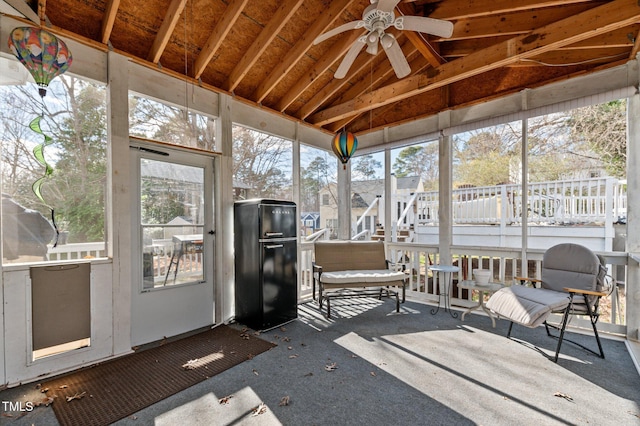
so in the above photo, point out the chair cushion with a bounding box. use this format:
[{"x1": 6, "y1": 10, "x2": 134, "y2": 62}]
[
  {"x1": 319, "y1": 269, "x2": 406, "y2": 284},
  {"x1": 486, "y1": 286, "x2": 570, "y2": 328}
]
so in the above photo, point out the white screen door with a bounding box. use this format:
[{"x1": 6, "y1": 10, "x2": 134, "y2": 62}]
[{"x1": 130, "y1": 143, "x2": 216, "y2": 346}]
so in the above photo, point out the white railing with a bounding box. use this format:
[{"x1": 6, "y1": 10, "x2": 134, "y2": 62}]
[
  {"x1": 297, "y1": 241, "x2": 627, "y2": 333},
  {"x1": 385, "y1": 242, "x2": 626, "y2": 332},
  {"x1": 47, "y1": 242, "x2": 106, "y2": 261},
  {"x1": 413, "y1": 177, "x2": 626, "y2": 227}
]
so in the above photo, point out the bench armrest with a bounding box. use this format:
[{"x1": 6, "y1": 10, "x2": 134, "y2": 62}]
[{"x1": 312, "y1": 263, "x2": 323, "y2": 273}]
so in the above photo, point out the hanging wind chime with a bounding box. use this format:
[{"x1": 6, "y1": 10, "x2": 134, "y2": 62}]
[
  {"x1": 332, "y1": 130, "x2": 358, "y2": 169},
  {"x1": 8, "y1": 26, "x2": 73, "y2": 246}
]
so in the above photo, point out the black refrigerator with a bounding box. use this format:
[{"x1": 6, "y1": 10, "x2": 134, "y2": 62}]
[{"x1": 234, "y1": 199, "x2": 298, "y2": 330}]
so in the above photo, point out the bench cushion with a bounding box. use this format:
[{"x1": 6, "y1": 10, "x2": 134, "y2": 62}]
[
  {"x1": 486, "y1": 285, "x2": 570, "y2": 328},
  {"x1": 319, "y1": 269, "x2": 407, "y2": 285}
]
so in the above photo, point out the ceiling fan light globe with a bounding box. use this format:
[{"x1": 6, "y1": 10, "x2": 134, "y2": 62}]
[{"x1": 381, "y1": 33, "x2": 395, "y2": 49}]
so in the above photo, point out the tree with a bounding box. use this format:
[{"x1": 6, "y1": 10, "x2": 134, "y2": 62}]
[
  {"x1": 0, "y1": 77, "x2": 108, "y2": 243},
  {"x1": 392, "y1": 143, "x2": 438, "y2": 189},
  {"x1": 454, "y1": 131, "x2": 513, "y2": 186},
  {"x1": 352, "y1": 154, "x2": 381, "y2": 180},
  {"x1": 301, "y1": 155, "x2": 332, "y2": 211},
  {"x1": 232, "y1": 126, "x2": 292, "y2": 199},
  {"x1": 45, "y1": 77, "x2": 107, "y2": 242},
  {"x1": 129, "y1": 96, "x2": 216, "y2": 151},
  {"x1": 566, "y1": 100, "x2": 626, "y2": 178}
]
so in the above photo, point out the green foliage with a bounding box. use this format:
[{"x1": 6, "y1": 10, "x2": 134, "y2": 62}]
[
  {"x1": 232, "y1": 126, "x2": 292, "y2": 200},
  {"x1": 352, "y1": 154, "x2": 381, "y2": 180},
  {"x1": 566, "y1": 100, "x2": 627, "y2": 178}
]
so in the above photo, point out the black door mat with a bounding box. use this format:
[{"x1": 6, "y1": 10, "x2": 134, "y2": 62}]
[{"x1": 42, "y1": 325, "x2": 275, "y2": 426}]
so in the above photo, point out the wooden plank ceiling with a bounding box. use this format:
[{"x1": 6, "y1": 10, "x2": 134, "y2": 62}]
[{"x1": 24, "y1": 0, "x2": 640, "y2": 136}]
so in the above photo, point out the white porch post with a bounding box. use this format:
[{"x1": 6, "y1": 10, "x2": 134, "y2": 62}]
[
  {"x1": 626, "y1": 92, "x2": 640, "y2": 342},
  {"x1": 337, "y1": 162, "x2": 352, "y2": 239},
  {"x1": 216, "y1": 94, "x2": 234, "y2": 324},
  {"x1": 293, "y1": 124, "x2": 301, "y2": 294},
  {"x1": 439, "y1": 131, "x2": 452, "y2": 264},
  {"x1": 521, "y1": 118, "x2": 529, "y2": 276},
  {"x1": 384, "y1": 147, "x2": 392, "y2": 242},
  {"x1": 107, "y1": 51, "x2": 132, "y2": 355}
]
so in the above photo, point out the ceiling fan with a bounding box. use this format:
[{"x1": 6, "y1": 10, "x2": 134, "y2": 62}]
[{"x1": 313, "y1": 0, "x2": 454, "y2": 79}]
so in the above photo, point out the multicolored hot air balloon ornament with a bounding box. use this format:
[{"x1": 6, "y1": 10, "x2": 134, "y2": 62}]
[
  {"x1": 8, "y1": 27, "x2": 73, "y2": 97},
  {"x1": 8, "y1": 27, "x2": 73, "y2": 246},
  {"x1": 332, "y1": 130, "x2": 358, "y2": 169}
]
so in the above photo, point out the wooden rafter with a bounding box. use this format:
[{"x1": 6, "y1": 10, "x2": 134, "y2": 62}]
[
  {"x1": 326, "y1": 48, "x2": 428, "y2": 132},
  {"x1": 298, "y1": 33, "x2": 416, "y2": 120},
  {"x1": 147, "y1": 0, "x2": 187, "y2": 64},
  {"x1": 449, "y1": 2, "x2": 599, "y2": 41},
  {"x1": 629, "y1": 28, "x2": 640, "y2": 59},
  {"x1": 252, "y1": 0, "x2": 353, "y2": 103},
  {"x1": 441, "y1": 26, "x2": 637, "y2": 59},
  {"x1": 308, "y1": 0, "x2": 640, "y2": 126},
  {"x1": 396, "y1": 2, "x2": 444, "y2": 68},
  {"x1": 101, "y1": 0, "x2": 121, "y2": 45},
  {"x1": 224, "y1": 0, "x2": 305, "y2": 93},
  {"x1": 428, "y1": 0, "x2": 594, "y2": 20},
  {"x1": 193, "y1": 0, "x2": 248, "y2": 80},
  {"x1": 274, "y1": 29, "x2": 365, "y2": 112},
  {"x1": 38, "y1": 0, "x2": 46, "y2": 25}
]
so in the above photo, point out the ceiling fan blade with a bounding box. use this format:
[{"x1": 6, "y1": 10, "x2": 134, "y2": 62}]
[
  {"x1": 376, "y1": 0, "x2": 401, "y2": 13},
  {"x1": 314, "y1": 20, "x2": 365, "y2": 45},
  {"x1": 382, "y1": 35, "x2": 411, "y2": 79},
  {"x1": 335, "y1": 37, "x2": 366, "y2": 79},
  {"x1": 394, "y1": 16, "x2": 454, "y2": 38}
]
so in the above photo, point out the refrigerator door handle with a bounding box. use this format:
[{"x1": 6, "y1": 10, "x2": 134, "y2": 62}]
[
  {"x1": 265, "y1": 232, "x2": 284, "y2": 237},
  {"x1": 264, "y1": 244, "x2": 284, "y2": 249}
]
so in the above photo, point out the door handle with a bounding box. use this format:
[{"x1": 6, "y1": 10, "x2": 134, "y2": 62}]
[
  {"x1": 265, "y1": 244, "x2": 283, "y2": 249},
  {"x1": 208, "y1": 230, "x2": 215, "y2": 235}
]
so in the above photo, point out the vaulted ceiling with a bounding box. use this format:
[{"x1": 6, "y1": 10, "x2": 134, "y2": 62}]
[{"x1": 6, "y1": 0, "x2": 640, "y2": 136}]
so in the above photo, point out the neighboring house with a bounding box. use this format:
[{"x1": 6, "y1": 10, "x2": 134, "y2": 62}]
[
  {"x1": 232, "y1": 180, "x2": 252, "y2": 201},
  {"x1": 319, "y1": 175, "x2": 423, "y2": 238},
  {"x1": 300, "y1": 212, "x2": 320, "y2": 236}
]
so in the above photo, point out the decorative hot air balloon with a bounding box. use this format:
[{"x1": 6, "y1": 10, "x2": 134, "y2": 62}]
[
  {"x1": 332, "y1": 130, "x2": 358, "y2": 166},
  {"x1": 7, "y1": 26, "x2": 73, "y2": 98}
]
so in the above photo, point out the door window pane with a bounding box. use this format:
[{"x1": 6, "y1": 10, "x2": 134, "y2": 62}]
[{"x1": 140, "y1": 158, "x2": 204, "y2": 288}]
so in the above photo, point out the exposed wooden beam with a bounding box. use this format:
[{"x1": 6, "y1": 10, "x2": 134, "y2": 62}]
[
  {"x1": 147, "y1": 0, "x2": 187, "y2": 64},
  {"x1": 429, "y1": 0, "x2": 594, "y2": 20},
  {"x1": 630, "y1": 28, "x2": 640, "y2": 59},
  {"x1": 298, "y1": 35, "x2": 417, "y2": 120},
  {"x1": 326, "y1": 48, "x2": 428, "y2": 132},
  {"x1": 449, "y1": 2, "x2": 600, "y2": 41},
  {"x1": 101, "y1": 0, "x2": 121, "y2": 45},
  {"x1": 397, "y1": 2, "x2": 444, "y2": 67},
  {"x1": 252, "y1": 0, "x2": 353, "y2": 103},
  {"x1": 38, "y1": 0, "x2": 46, "y2": 25},
  {"x1": 224, "y1": 0, "x2": 304, "y2": 93},
  {"x1": 441, "y1": 26, "x2": 637, "y2": 58},
  {"x1": 193, "y1": 0, "x2": 248, "y2": 79},
  {"x1": 297, "y1": 51, "x2": 378, "y2": 120},
  {"x1": 514, "y1": 47, "x2": 630, "y2": 67},
  {"x1": 308, "y1": 0, "x2": 640, "y2": 126},
  {"x1": 274, "y1": 29, "x2": 365, "y2": 112}
]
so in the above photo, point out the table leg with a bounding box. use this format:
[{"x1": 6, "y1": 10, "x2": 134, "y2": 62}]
[
  {"x1": 430, "y1": 271, "x2": 458, "y2": 318},
  {"x1": 460, "y1": 289, "x2": 497, "y2": 327}
]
